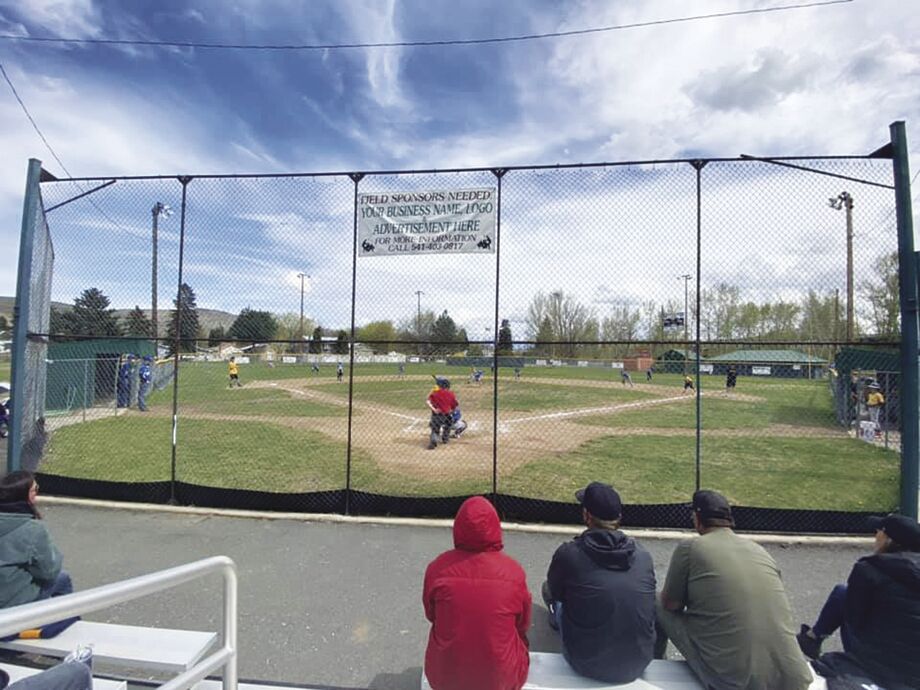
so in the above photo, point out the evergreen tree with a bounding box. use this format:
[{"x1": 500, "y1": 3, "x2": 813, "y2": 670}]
[
  {"x1": 431, "y1": 310, "x2": 457, "y2": 355},
  {"x1": 166, "y1": 283, "x2": 201, "y2": 355},
  {"x1": 124, "y1": 305, "x2": 153, "y2": 337},
  {"x1": 0, "y1": 315, "x2": 7, "y2": 334},
  {"x1": 456, "y1": 327, "x2": 470, "y2": 351},
  {"x1": 334, "y1": 330, "x2": 349, "y2": 355},
  {"x1": 49, "y1": 307, "x2": 67, "y2": 337},
  {"x1": 208, "y1": 326, "x2": 225, "y2": 347},
  {"x1": 309, "y1": 326, "x2": 323, "y2": 354},
  {"x1": 228, "y1": 308, "x2": 278, "y2": 342},
  {"x1": 497, "y1": 319, "x2": 513, "y2": 354},
  {"x1": 535, "y1": 316, "x2": 554, "y2": 356},
  {"x1": 63, "y1": 288, "x2": 121, "y2": 336}
]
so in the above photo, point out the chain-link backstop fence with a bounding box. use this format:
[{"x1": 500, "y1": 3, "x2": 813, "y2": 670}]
[{"x1": 8, "y1": 127, "x2": 917, "y2": 532}]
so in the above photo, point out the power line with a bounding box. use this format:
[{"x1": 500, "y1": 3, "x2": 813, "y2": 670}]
[
  {"x1": 0, "y1": 60, "x2": 74, "y2": 178},
  {"x1": 0, "y1": 59, "x2": 131, "y2": 233},
  {"x1": 0, "y1": 0, "x2": 853, "y2": 52}
]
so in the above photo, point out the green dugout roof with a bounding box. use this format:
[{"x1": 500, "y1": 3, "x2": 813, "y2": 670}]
[{"x1": 706, "y1": 349, "x2": 827, "y2": 364}]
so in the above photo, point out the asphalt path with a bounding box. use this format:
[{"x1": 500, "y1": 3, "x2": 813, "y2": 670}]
[{"x1": 39, "y1": 503, "x2": 866, "y2": 689}]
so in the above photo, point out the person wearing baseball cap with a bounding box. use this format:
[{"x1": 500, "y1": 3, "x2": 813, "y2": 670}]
[
  {"x1": 542, "y1": 482, "x2": 656, "y2": 683},
  {"x1": 799, "y1": 513, "x2": 920, "y2": 689},
  {"x1": 656, "y1": 490, "x2": 812, "y2": 690}
]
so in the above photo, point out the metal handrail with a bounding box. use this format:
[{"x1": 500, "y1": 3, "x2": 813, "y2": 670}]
[{"x1": 0, "y1": 556, "x2": 238, "y2": 690}]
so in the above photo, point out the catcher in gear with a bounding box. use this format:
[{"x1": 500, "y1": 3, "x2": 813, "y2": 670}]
[{"x1": 427, "y1": 376, "x2": 459, "y2": 450}]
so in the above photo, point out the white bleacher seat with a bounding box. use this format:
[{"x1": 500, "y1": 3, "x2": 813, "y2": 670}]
[
  {"x1": 195, "y1": 682, "x2": 324, "y2": 690},
  {"x1": 0, "y1": 661, "x2": 126, "y2": 690},
  {"x1": 0, "y1": 621, "x2": 216, "y2": 672},
  {"x1": 421, "y1": 652, "x2": 829, "y2": 690}
]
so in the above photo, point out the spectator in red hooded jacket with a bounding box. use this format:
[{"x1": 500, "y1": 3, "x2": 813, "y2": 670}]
[{"x1": 423, "y1": 496, "x2": 531, "y2": 690}]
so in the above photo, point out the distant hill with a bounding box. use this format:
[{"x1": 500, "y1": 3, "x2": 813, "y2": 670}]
[{"x1": 0, "y1": 296, "x2": 237, "y2": 337}]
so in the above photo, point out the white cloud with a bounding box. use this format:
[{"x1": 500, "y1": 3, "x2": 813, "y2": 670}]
[
  {"x1": 336, "y1": 0, "x2": 409, "y2": 111},
  {"x1": 4, "y1": 0, "x2": 102, "y2": 38}
]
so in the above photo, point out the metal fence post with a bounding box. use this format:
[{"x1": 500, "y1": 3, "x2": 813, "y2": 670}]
[
  {"x1": 168, "y1": 176, "x2": 192, "y2": 505},
  {"x1": 82, "y1": 360, "x2": 88, "y2": 423},
  {"x1": 7, "y1": 159, "x2": 43, "y2": 474},
  {"x1": 491, "y1": 169, "x2": 507, "y2": 500},
  {"x1": 345, "y1": 173, "x2": 364, "y2": 516},
  {"x1": 890, "y1": 121, "x2": 918, "y2": 519},
  {"x1": 691, "y1": 160, "x2": 707, "y2": 492}
]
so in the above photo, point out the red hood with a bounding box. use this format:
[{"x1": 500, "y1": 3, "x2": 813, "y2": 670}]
[{"x1": 453, "y1": 496, "x2": 503, "y2": 552}]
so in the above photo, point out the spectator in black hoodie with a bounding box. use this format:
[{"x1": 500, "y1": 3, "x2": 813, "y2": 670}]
[
  {"x1": 542, "y1": 482, "x2": 656, "y2": 683},
  {"x1": 798, "y1": 513, "x2": 920, "y2": 690}
]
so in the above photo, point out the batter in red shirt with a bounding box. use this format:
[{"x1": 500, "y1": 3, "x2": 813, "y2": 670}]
[{"x1": 427, "y1": 376, "x2": 458, "y2": 450}]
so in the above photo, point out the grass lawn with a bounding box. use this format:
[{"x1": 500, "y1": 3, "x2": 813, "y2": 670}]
[
  {"x1": 0, "y1": 361, "x2": 9, "y2": 382},
  {"x1": 43, "y1": 417, "x2": 359, "y2": 492},
  {"x1": 30, "y1": 360, "x2": 901, "y2": 511},
  {"x1": 581, "y1": 379, "x2": 838, "y2": 431},
  {"x1": 318, "y1": 378, "x2": 654, "y2": 413},
  {"x1": 501, "y1": 434, "x2": 899, "y2": 511}
]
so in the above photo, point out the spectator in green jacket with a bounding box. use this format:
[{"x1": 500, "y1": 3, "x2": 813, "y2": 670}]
[{"x1": 0, "y1": 471, "x2": 72, "y2": 608}]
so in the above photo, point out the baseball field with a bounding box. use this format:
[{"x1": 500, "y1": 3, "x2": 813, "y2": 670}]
[{"x1": 34, "y1": 360, "x2": 899, "y2": 512}]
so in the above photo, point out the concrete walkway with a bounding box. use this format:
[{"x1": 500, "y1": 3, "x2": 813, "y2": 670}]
[{"x1": 40, "y1": 502, "x2": 867, "y2": 690}]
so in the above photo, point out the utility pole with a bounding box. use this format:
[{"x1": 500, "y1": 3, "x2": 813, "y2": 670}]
[
  {"x1": 415, "y1": 290, "x2": 424, "y2": 355},
  {"x1": 298, "y1": 273, "x2": 309, "y2": 354},
  {"x1": 829, "y1": 192, "x2": 854, "y2": 341},
  {"x1": 679, "y1": 274, "x2": 692, "y2": 374},
  {"x1": 151, "y1": 202, "x2": 171, "y2": 346}
]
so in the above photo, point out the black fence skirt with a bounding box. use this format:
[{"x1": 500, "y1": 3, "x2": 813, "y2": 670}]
[{"x1": 37, "y1": 475, "x2": 878, "y2": 534}]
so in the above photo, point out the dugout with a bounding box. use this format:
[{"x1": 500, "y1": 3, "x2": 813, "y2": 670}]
[
  {"x1": 705, "y1": 349, "x2": 827, "y2": 379},
  {"x1": 831, "y1": 347, "x2": 900, "y2": 429},
  {"x1": 654, "y1": 349, "x2": 688, "y2": 373},
  {"x1": 46, "y1": 338, "x2": 154, "y2": 410}
]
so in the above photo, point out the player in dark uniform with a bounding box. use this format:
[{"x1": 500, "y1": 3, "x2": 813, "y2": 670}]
[{"x1": 426, "y1": 376, "x2": 458, "y2": 450}]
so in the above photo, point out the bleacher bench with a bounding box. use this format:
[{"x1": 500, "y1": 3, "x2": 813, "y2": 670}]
[
  {"x1": 0, "y1": 661, "x2": 126, "y2": 690},
  {"x1": 0, "y1": 621, "x2": 216, "y2": 672},
  {"x1": 422, "y1": 652, "x2": 829, "y2": 689}
]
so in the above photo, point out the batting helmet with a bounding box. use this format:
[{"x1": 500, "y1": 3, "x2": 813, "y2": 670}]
[{"x1": 433, "y1": 375, "x2": 451, "y2": 389}]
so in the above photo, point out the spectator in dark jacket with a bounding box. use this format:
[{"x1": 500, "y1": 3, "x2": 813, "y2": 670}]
[
  {"x1": 423, "y1": 496, "x2": 531, "y2": 690},
  {"x1": 542, "y1": 482, "x2": 656, "y2": 683},
  {"x1": 798, "y1": 513, "x2": 920, "y2": 690},
  {"x1": 0, "y1": 471, "x2": 72, "y2": 609}
]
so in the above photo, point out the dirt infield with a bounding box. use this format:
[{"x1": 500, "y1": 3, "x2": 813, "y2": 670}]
[{"x1": 148, "y1": 375, "x2": 839, "y2": 482}]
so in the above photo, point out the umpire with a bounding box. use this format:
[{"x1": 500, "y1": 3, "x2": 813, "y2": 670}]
[{"x1": 426, "y1": 376, "x2": 458, "y2": 450}]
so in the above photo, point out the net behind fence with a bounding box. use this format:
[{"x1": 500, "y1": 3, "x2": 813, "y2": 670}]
[{"x1": 9, "y1": 146, "x2": 913, "y2": 532}]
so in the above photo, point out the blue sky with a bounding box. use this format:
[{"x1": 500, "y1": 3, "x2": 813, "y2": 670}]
[{"x1": 0, "y1": 0, "x2": 918, "y2": 338}]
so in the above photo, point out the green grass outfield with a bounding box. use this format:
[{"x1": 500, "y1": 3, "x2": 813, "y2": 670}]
[{"x1": 38, "y1": 360, "x2": 899, "y2": 512}]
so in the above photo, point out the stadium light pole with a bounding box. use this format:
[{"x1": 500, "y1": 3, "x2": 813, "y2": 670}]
[
  {"x1": 151, "y1": 202, "x2": 172, "y2": 347},
  {"x1": 297, "y1": 273, "x2": 309, "y2": 355},
  {"x1": 679, "y1": 274, "x2": 692, "y2": 373},
  {"x1": 828, "y1": 192, "x2": 854, "y2": 341},
  {"x1": 415, "y1": 290, "x2": 424, "y2": 356}
]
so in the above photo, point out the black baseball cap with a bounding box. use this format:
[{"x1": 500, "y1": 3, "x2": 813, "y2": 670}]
[
  {"x1": 575, "y1": 482, "x2": 622, "y2": 521},
  {"x1": 867, "y1": 514, "x2": 920, "y2": 550},
  {"x1": 692, "y1": 490, "x2": 734, "y2": 522}
]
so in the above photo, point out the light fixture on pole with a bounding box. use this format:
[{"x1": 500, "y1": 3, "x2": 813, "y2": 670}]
[
  {"x1": 828, "y1": 192, "x2": 854, "y2": 342},
  {"x1": 679, "y1": 274, "x2": 692, "y2": 373},
  {"x1": 415, "y1": 291, "x2": 424, "y2": 355},
  {"x1": 151, "y1": 202, "x2": 172, "y2": 344},
  {"x1": 297, "y1": 273, "x2": 309, "y2": 354}
]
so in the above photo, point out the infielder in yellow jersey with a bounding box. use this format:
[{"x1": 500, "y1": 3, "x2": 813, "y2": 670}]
[{"x1": 228, "y1": 356, "x2": 242, "y2": 388}]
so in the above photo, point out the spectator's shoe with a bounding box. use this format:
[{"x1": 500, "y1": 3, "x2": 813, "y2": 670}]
[{"x1": 796, "y1": 624, "x2": 824, "y2": 660}]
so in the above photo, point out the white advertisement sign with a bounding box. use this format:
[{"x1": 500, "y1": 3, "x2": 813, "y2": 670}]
[
  {"x1": 752, "y1": 366, "x2": 771, "y2": 376},
  {"x1": 700, "y1": 364, "x2": 714, "y2": 374},
  {"x1": 282, "y1": 356, "x2": 296, "y2": 364},
  {"x1": 357, "y1": 188, "x2": 497, "y2": 256}
]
